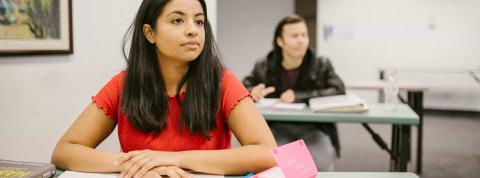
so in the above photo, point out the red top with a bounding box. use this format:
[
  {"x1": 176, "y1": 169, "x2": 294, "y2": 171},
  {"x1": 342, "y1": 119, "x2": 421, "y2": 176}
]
[{"x1": 92, "y1": 70, "x2": 250, "y2": 152}]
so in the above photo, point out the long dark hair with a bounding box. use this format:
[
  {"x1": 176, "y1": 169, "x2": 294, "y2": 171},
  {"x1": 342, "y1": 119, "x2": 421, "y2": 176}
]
[{"x1": 121, "y1": 0, "x2": 223, "y2": 138}]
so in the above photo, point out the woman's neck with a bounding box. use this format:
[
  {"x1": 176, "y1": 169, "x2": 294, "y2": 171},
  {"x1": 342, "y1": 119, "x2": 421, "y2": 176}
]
[{"x1": 158, "y1": 58, "x2": 189, "y2": 97}]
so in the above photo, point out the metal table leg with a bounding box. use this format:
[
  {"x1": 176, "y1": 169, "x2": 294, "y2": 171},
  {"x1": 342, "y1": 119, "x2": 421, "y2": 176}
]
[
  {"x1": 390, "y1": 124, "x2": 412, "y2": 172},
  {"x1": 380, "y1": 70, "x2": 424, "y2": 173},
  {"x1": 390, "y1": 125, "x2": 399, "y2": 171},
  {"x1": 408, "y1": 91, "x2": 424, "y2": 174}
]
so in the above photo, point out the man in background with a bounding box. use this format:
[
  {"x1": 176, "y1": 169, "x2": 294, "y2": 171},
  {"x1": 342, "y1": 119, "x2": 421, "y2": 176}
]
[{"x1": 242, "y1": 15, "x2": 346, "y2": 171}]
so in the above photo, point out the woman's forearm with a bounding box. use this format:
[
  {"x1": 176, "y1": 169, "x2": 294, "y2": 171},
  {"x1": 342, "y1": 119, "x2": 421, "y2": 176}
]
[
  {"x1": 51, "y1": 141, "x2": 123, "y2": 173},
  {"x1": 179, "y1": 145, "x2": 276, "y2": 175}
]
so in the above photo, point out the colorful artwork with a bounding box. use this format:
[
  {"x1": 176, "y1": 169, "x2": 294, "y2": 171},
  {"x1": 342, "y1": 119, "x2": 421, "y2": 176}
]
[{"x1": 0, "y1": 0, "x2": 72, "y2": 55}]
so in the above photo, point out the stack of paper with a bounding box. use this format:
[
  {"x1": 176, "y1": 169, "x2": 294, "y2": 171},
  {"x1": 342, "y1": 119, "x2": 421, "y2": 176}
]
[
  {"x1": 308, "y1": 94, "x2": 369, "y2": 113},
  {"x1": 256, "y1": 98, "x2": 306, "y2": 110}
]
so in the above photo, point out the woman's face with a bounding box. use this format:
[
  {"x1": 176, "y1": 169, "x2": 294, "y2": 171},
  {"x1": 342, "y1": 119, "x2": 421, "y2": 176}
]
[{"x1": 144, "y1": 0, "x2": 206, "y2": 63}]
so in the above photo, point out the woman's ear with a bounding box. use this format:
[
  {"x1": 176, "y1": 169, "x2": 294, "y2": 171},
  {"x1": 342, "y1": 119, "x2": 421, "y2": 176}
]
[{"x1": 143, "y1": 24, "x2": 155, "y2": 44}]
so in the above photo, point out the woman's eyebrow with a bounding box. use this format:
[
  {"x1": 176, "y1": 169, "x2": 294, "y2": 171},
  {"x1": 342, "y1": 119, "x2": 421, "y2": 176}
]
[
  {"x1": 167, "y1": 11, "x2": 204, "y2": 17},
  {"x1": 167, "y1": 10, "x2": 186, "y2": 16}
]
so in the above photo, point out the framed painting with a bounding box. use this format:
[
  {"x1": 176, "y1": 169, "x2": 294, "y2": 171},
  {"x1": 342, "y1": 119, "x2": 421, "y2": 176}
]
[{"x1": 0, "y1": 0, "x2": 73, "y2": 55}]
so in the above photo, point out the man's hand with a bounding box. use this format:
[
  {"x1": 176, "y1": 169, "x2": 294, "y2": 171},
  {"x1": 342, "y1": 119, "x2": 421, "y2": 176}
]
[
  {"x1": 251, "y1": 84, "x2": 275, "y2": 101},
  {"x1": 280, "y1": 89, "x2": 295, "y2": 103}
]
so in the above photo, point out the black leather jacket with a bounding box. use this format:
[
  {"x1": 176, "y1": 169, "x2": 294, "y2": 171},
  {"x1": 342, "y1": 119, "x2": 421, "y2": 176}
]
[{"x1": 242, "y1": 49, "x2": 346, "y2": 157}]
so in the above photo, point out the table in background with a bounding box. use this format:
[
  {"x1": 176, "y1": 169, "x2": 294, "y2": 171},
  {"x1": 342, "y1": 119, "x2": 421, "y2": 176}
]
[
  {"x1": 347, "y1": 80, "x2": 427, "y2": 174},
  {"x1": 261, "y1": 103, "x2": 419, "y2": 172}
]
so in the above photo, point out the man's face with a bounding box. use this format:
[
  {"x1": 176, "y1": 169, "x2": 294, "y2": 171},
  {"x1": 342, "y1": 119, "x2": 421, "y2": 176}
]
[{"x1": 277, "y1": 22, "x2": 309, "y2": 60}]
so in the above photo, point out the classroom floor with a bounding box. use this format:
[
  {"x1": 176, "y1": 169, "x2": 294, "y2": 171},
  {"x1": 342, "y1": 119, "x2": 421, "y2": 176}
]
[{"x1": 335, "y1": 110, "x2": 480, "y2": 178}]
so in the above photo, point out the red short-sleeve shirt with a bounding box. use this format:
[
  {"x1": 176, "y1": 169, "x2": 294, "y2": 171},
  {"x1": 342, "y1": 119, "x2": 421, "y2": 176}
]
[{"x1": 92, "y1": 70, "x2": 250, "y2": 152}]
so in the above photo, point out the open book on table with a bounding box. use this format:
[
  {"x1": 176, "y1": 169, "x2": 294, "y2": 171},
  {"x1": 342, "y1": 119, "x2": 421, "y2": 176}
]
[
  {"x1": 255, "y1": 98, "x2": 307, "y2": 110},
  {"x1": 308, "y1": 94, "x2": 369, "y2": 113}
]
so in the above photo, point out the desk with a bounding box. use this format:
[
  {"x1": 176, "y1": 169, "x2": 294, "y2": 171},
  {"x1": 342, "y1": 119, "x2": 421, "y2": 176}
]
[
  {"x1": 261, "y1": 104, "x2": 419, "y2": 172},
  {"x1": 227, "y1": 172, "x2": 419, "y2": 178},
  {"x1": 347, "y1": 80, "x2": 428, "y2": 174},
  {"x1": 54, "y1": 170, "x2": 419, "y2": 178}
]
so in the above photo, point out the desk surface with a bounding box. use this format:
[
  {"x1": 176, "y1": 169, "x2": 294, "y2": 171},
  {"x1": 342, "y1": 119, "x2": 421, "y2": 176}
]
[
  {"x1": 314, "y1": 172, "x2": 418, "y2": 178},
  {"x1": 227, "y1": 172, "x2": 419, "y2": 178},
  {"x1": 347, "y1": 80, "x2": 428, "y2": 92},
  {"x1": 261, "y1": 103, "x2": 419, "y2": 125},
  {"x1": 55, "y1": 170, "x2": 419, "y2": 178}
]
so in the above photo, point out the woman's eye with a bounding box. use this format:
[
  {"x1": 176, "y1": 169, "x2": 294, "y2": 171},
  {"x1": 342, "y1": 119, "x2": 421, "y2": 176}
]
[
  {"x1": 195, "y1": 19, "x2": 204, "y2": 26},
  {"x1": 172, "y1": 18, "x2": 184, "y2": 24}
]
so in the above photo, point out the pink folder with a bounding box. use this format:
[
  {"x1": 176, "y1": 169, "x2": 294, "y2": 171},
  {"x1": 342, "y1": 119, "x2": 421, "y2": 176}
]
[{"x1": 254, "y1": 139, "x2": 318, "y2": 178}]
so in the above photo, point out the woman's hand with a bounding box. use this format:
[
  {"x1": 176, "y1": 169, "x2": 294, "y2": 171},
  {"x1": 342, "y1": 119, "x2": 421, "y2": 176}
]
[
  {"x1": 116, "y1": 149, "x2": 182, "y2": 178},
  {"x1": 141, "y1": 166, "x2": 192, "y2": 178}
]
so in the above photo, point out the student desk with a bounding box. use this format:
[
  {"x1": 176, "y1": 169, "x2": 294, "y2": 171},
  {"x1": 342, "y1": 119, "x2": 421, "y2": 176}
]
[
  {"x1": 261, "y1": 103, "x2": 419, "y2": 172},
  {"x1": 310, "y1": 172, "x2": 420, "y2": 178},
  {"x1": 54, "y1": 170, "x2": 419, "y2": 178},
  {"x1": 227, "y1": 172, "x2": 420, "y2": 178},
  {"x1": 346, "y1": 80, "x2": 427, "y2": 174}
]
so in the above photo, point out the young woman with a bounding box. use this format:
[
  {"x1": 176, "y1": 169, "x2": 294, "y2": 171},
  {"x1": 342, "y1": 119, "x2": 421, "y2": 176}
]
[{"x1": 51, "y1": 0, "x2": 276, "y2": 177}]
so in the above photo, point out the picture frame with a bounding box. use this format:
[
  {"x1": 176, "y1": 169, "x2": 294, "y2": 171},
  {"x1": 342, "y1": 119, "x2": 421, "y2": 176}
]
[{"x1": 0, "y1": 0, "x2": 73, "y2": 55}]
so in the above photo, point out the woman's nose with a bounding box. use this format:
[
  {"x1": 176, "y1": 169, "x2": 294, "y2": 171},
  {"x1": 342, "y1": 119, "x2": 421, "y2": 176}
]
[{"x1": 185, "y1": 23, "x2": 199, "y2": 37}]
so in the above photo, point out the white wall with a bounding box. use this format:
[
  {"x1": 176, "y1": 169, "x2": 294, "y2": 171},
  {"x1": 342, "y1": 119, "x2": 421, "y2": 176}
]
[
  {"x1": 317, "y1": 0, "x2": 480, "y2": 111},
  {"x1": 0, "y1": 0, "x2": 217, "y2": 163},
  {"x1": 205, "y1": 0, "x2": 217, "y2": 37},
  {"x1": 217, "y1": 0, "x2": 294, "y2": 79}
]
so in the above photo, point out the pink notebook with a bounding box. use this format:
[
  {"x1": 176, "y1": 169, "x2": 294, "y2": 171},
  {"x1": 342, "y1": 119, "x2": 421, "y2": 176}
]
[{"x1": 254, "y1": 139, "x2": 318, "y2": 178}]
